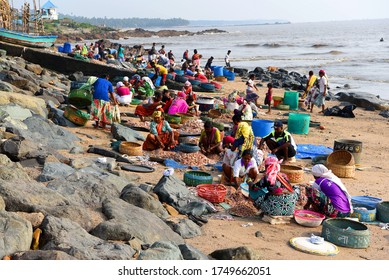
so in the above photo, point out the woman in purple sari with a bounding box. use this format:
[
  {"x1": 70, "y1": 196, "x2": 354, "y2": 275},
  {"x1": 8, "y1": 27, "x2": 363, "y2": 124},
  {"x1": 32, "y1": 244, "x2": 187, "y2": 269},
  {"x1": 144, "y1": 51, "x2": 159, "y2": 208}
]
[{"x1": 167, "y1": 91, "x2": 189, "y2": 115}]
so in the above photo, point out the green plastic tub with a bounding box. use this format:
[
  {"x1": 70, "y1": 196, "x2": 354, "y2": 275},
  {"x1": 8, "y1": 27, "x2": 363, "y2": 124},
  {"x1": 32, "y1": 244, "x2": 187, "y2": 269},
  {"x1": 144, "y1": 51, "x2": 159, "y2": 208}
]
[
  {"x1": 287, "y1": 113, "x2": 310, "y2": 134},
  {"x1": 283, "y1": 91, "x2": 299, "y2": 110}
]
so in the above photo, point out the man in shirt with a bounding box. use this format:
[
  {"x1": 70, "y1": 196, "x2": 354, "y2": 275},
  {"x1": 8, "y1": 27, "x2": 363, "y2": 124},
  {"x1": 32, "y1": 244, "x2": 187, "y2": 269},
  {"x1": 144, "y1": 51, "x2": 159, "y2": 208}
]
[
  {"x1": 259, "y1": 120, "x2": 296, "y2": 162},
  {"x1": 225, "y1": 50, "x2": 231, "y2": 67}
]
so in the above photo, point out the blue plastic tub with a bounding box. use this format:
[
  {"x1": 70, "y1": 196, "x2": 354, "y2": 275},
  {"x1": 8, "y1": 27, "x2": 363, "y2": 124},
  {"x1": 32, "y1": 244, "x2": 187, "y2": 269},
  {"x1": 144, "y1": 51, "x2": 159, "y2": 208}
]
[
  {"x1": 213, "y1": 66, "x2": 224, "y2": 77},
  {"x1": 351, "y1": 196, "x2": 383, "y2": 209},
  {"x1": 350, "y1": 204, "x2": 376, "y2": 222},
  {"x1": 63, "y1": 42, "x2": 72, "y2": 53},
  {"x1": 174, "y1": 69, "x2": 184, "y2": 76},
  {"x1": 252, "y1": 119, "x2": 273, "y2": 137}
]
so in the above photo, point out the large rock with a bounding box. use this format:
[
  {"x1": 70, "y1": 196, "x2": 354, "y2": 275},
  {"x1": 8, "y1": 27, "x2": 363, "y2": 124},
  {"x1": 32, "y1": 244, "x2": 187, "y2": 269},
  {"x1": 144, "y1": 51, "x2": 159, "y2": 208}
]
[
  {"x1": 0, "y1": 211, "x2": 33, "y2": 259},
  {"x1": 210, "y1": 246, "x2": 262, "y2": 260},
  {"x1": 170, "y1": 218, "x2": 202, "y2": 239},
  {"x1": 12, "y1": 250, "x2": 78, "y2": 260},
  {"x1": 178, "y1": 244, "x2": 209, "y2": 260},
  {"x1": 0, "y1": 104, "x2": 33, "y2": 120},
  {"x1": 111, "y1": 123, "x2": 146, "y2": 142},
  {"x1": 26, "y1": 63, "x2": 43, "y2": 75},
  {"x1": 0, "y1": 196, "x2": 5, "y2": 211},
  {"x1": 0, "y1": 81, "x2": 15, "y2": 92},
  {"x1": 91, "y1": 198, "x2": 184, "y2": 246},
  {"x1": 37, "y1": 162, "x2": 75, "y2": 182},
  {"x1": 335, "y1": 92, "x2": 389, "y2": 110},
  {"x1": 0, "y1": 91, "x2": 47, "y2": 117},
  {"x1": 0, "y1": 179, "x2": 70, "y2": 212},
  {"x1": 40, "y1": 215, "x2": 135, "y2": 260},
  {"x1": 137, "y1": 241, "x2": 183, "y2": 260},
  {"x1": 0, "y1": 136, "x2": 49, "y2": 162},
  {"x1": 120, "y1": 183, "x2": 169, "y2": 219}
]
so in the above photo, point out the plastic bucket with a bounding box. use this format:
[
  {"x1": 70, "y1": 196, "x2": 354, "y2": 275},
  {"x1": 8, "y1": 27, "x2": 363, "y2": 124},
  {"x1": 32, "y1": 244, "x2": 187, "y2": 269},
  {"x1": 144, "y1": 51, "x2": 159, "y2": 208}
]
[
  {"x1": 283, "y1": 91, "x2": 299, "y2": 110},
  {"x1": 252, "y1": 119, "x2": 273, "y2": 137},
  {"x1": 287, "y1": 113, "x2": 310, "y2": 134},
  {"x1": 333, "y1": 139, "x2": 363, "y2": 164},
  {"x1": 213, "y1": 66, "x2": 224, "y2": 77}
]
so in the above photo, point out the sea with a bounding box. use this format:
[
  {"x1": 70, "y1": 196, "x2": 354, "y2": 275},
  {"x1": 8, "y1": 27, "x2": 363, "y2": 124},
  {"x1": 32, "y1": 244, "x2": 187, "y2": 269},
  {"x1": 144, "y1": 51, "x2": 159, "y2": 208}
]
[{"x1": 117, "y1": 19, "x2": 389, "y2": 100}]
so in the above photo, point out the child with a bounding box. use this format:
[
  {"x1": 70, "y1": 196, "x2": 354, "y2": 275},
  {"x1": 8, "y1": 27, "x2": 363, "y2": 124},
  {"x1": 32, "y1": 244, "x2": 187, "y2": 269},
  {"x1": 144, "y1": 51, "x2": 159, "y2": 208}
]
[
  {"x1": 186, "y1": 95, "x2": 199, "y2": 116},
  {"x1": 264, "y1": 83, "x2": 273, "y2": 114}
]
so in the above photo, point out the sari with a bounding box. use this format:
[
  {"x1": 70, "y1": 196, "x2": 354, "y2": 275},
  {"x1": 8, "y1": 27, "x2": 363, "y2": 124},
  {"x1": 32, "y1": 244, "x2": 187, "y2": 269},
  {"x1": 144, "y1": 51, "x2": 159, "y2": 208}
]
[
  {"x1": 142, "y1": 120, "x2": 179, "y2": 151},
  {"x1": 234, "y1": 122, "x2": 254, "y2": 155},
  {"x1": 167, "y1": 95, "x2": 189, "y2": 115},
  {"x1": 91, "y1": 99, "x2": 113, "y2": 125}
]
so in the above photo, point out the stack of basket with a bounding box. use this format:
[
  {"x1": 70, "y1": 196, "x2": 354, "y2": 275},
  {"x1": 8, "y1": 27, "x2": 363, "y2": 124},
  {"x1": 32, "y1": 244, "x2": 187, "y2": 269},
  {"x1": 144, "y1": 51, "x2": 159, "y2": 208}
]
[{"x1": 326, "y1": 150, "x2": 355, "y2": 178}]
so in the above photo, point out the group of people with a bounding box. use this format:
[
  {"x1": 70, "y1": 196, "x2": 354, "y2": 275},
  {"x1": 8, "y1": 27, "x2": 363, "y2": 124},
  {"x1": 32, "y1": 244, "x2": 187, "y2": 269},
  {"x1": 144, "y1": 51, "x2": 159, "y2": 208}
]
[{"x1": 304, "y1": 69, "x2": 329, "y2": 113}]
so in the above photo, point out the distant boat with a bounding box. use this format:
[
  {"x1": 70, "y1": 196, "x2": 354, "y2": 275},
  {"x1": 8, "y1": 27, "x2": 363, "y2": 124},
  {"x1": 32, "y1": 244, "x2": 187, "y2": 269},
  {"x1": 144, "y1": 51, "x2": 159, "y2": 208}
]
[{"x1": 0, "y1": 28, "x2": 57, "y2": 48}]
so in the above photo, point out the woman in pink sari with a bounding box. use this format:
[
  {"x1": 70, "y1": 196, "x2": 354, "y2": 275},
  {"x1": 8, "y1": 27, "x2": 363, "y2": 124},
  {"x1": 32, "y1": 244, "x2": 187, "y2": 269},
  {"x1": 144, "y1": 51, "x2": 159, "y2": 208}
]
[{"x1": 167, "y1": 91, "x2": 189, "y2": 115}]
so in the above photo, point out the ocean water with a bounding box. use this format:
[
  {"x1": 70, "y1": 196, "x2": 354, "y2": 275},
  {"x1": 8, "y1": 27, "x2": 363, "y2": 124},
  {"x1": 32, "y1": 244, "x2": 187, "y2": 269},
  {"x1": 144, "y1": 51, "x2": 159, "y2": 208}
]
[{"x1": 118, "y1": 19, "x2": 389, "y2": 100}]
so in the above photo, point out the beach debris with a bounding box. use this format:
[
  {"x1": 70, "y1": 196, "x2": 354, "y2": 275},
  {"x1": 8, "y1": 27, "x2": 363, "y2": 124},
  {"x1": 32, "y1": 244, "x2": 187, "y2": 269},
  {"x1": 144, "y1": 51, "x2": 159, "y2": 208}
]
[{"x1": 241, "y1": 222, "x2": 253, "y2": 227}]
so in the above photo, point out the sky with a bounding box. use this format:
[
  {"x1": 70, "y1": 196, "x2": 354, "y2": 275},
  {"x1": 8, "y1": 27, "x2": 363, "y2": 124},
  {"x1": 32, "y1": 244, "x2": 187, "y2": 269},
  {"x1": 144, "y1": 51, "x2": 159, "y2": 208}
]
[{"x1": 10, "y1": 0, "x2": 389, "y2": 23}]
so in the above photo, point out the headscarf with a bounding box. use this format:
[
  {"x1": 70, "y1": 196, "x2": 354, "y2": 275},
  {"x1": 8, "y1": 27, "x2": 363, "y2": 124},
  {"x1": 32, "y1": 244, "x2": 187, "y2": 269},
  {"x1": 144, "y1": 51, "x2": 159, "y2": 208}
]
[
  {"x1": 265, "y1": 156, "x2": 281, "y2": 185},
  {"x1": 223, "y1": 136, "x2": 235, "y2": 146},
  {"x1": 177, "y1": 91, "x2": 186, "y2": 99},
  {"x1": 116, "y1": 81, "x2": 124, "y2": 88},
  {"x1": 184, "y1": 80, "x2": 191, "y2": 87},
  {"x1": 152, "y1": 110, "x2": 162, "y2": 119},
  {"x1": 123, "y1": 76, "x2": 129, "y2": 82},
  {"x1": 311, "y1": 164, "x2": 353, "y2": 213},
  {"x1": 319, "y1": 70, "x2": 325, "y2": 75}
]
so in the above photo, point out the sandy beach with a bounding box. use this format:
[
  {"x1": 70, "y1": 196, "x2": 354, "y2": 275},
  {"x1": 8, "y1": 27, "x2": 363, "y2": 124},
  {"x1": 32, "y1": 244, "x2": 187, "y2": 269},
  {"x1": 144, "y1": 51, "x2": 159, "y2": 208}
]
[{"x1": 62, "y1": 75, "x2": 389, "y2": 260}]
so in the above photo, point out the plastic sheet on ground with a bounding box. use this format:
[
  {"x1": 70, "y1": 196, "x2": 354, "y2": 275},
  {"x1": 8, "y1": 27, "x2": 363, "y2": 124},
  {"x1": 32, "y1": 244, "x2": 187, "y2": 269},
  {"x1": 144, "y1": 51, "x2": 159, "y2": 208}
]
[
  {"x1": 295, "y1": 144, "x2": 333, "y2": 159},
  {"x1": 164, "y1": 159, "x2": 199, "y2": 170}
]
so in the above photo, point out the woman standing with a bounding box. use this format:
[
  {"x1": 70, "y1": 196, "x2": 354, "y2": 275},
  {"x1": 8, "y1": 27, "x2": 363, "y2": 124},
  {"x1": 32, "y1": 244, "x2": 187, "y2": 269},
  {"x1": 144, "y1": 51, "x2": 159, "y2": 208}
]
[
  {"x1": 142, "y1": 111, "x2": 179, "y2": 151},
  {"x1": 304, "y1": 164, "x2": 353, "y2": 218}
]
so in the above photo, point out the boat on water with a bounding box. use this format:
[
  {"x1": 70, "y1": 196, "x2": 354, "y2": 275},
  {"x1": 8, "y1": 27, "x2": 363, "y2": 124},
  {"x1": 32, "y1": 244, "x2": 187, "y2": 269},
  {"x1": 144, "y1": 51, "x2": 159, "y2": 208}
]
[
  {"x1": 0, "y1": 0, "x2": 57, "y2": 48},
  {"x1": 0, "y1": 27, "x2": 57, "y2": 48}
]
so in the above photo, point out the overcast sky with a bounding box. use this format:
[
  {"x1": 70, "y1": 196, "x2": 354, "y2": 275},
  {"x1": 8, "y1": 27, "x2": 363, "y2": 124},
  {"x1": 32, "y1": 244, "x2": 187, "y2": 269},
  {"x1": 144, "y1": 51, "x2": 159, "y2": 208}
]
[{"x1": 12, "y1": 0, "x2": 389, "y2": 23}]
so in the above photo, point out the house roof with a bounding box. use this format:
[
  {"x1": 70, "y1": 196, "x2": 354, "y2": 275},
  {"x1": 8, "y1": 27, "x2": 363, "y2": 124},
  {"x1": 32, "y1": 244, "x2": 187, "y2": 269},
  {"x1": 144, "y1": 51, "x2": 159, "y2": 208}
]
[{"x1": 41, "y1": 1, "x2": 57, "y2": 9}]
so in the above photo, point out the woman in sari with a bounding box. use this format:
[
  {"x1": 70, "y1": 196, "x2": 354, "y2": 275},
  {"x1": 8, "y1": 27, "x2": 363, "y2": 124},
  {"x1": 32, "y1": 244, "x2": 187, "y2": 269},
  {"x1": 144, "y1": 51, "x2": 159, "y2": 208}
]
[
  {"x1": 232, "y1": 114, "x2": 255, "y2": 157},
  {"x1": 142, "y1": 111, "x2": 179, "y2": 151},
  {"x1": 167, "y1": 91, "x2": 189, "y2": 115},
  {"x1": 135, "y1": 91, "x2": 164, "y2": 121},
  {"x1": 304, "y1": 164, "x2": 353, "y2": 218},
  {"x1": 199, "y1": 121, "x2": 223, "y2": 156},
  {"x1": 232, "y1": 149, "x2": 260, "y2": 188},
  {"x1": 304, "y1": 70, "x2": 317, "y2": 99}
]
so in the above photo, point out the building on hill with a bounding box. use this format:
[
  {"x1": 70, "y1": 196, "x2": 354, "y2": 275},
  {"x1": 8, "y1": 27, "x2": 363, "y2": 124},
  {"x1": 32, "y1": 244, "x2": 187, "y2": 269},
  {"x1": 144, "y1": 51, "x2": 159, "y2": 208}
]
[{"x1": 41, "y1": 1, "x2": 58, "y2": 20}]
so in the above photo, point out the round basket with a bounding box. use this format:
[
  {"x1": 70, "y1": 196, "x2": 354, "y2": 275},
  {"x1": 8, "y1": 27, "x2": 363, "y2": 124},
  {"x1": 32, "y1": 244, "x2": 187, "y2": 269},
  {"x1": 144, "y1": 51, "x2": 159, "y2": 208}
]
[
  {"x1": 63, "y1": 105, "x2": 90, "y2": 126},
  {"x1": 208, "y1": 109, "x2": 222, "y2": 119},
  {"x1": 280, "y1": 165, "x2": 304, "y2": 183},
  {"x1": 176, "y1": 113, "x2": 194, "y2": 124},
  {"x1": 276, "y1": 104, "x2": 290, "y2": 110},
  {"x1": 165, "y1": 114, "x2": 182, "y2": 124},
  {"x1": 178, "y1": 143, "x2": 200, "y2": 153},
  {"x1": 197, "y1": 184, "x2": 227, "y2": 203},
  {"x1": 211, "y1": 121, "x2": 224, "y2": 131},
  {"x1": 327, "y1": 150, "x2": 355, "y2": 166},
  {"x1": 326, "y1": 163, "x2": 355, "y2": 178},
  {"x1": 184, "y1": 171, "x2": 213, "y2": 186},
  {"x1": 321, "y1": 218, "x2": 370, "y2": 248},
  {"x1": 377, "y1": 201, "x2": 389, "y2": 223},
  {"x1": 119, "y1": 141, "x2": 143, "y2": 156}
]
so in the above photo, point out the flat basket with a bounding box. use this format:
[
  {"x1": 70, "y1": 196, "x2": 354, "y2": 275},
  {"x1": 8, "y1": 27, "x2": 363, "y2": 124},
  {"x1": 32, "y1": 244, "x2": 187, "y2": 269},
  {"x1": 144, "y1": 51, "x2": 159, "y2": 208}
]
[
  {"x1": 63, "y1": 105, "x2": 90, "y2": 126},
  {"x1": 208, "y1": 109, "x2": 222, "y2": 119},
  {"x1": 119, "y1": 141, "x2": 143, "y2": 156},
  {"x1": 280, "y1": 165, "x2": 304, "y2": 183},
  {"x1": 326, "y1": 150, "x2": 355, "y2": 166},
  {"x1": 184, "y1": 171, "x2": 213, "y2": 186},
  {"x1": 197, "y1": 184, "x2": 227, "y2": 203}
]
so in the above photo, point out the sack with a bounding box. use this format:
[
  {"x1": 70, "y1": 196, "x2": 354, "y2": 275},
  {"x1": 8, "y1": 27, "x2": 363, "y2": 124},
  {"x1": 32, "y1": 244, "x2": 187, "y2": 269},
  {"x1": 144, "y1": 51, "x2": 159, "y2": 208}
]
[{"x1": 112, "y1": 105, "x2": 121, "y2": 123}]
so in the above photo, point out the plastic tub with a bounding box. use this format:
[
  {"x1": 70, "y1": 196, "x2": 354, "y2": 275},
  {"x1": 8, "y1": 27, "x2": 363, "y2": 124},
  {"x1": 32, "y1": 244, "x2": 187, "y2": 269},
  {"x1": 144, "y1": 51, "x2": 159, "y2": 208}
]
[
  {"x1": 174, "y1": 69, "x2": 184, "y2": 76},
  {"x1": 351, "y1": 196, "x2": 383, "y2": 209},
  {"x1": 213, "y1": 66, "x2": 224, "y2": 77},
  {"x1": 350, "y1": 204, "x2": 376, "y2": 222},
  {"x1": 252, "y1": 119, "x2": 273, "y2": 137},
  {"x1": 287, "y1": 113, "x2": 310, "y2": 135},
  {"x1": 294, "y1": 209, "x2": 325, "y2": 227},
  {"x1": 376, "y1": 201, "x2": 389, "y2": 223},
  {"x1": 273, "y1": 96, "x2": 283, "y2": 107},
  {"x1": 283, "y1": 91, "x2": 299, "y2": 110},
  {"x1": 333, "y1": 139, "x2": 363, "y2": 164}
]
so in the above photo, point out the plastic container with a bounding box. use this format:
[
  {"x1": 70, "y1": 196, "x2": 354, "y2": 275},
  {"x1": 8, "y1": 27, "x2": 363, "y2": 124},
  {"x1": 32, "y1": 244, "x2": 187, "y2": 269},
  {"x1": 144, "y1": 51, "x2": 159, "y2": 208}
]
[
  {"x1": 197, "y1": 184, "x2": 227, "y2": 203},
  {"x1": 283, "y1": 91, "x2": 299, "y2": 110},
  {"x1": 63, "y1": 42, "x2": 72, "y2": 53},
  {"x1": 213, "y1": 66, "x2": 224, "y2": 77},
  {"x1": 252, "y1": 119, "x2": 273, "y2": 137},
  {"x1": 376, "y1": 201, "x2": 389, "y2": 223},
  {"x1": 287, "y1": 113, "x2": 310, "y2": 134},
  {"x1": 184, "y1": 171, "x2": 213, "y2": 186},
  {"x1": 273, "y1": 96, "x2": 283, "y2": 107},
  {"x1": 350, "y1": 204, "x2": 376, "y2": 222},
  {"x1": 351, "y1": 196, "x2": 383, "y2": 209},
  {"x1": 174, "y1": 69, "x2": 184, "y2": 76},
  {"x1": 154, "y1": 76, "x2": 162, "y2": 87},
  {"x1": 294, "y1": 209, "x2": 325, "y2": 227},
  {"x1": 333, "y1": 139, "x2": 363, "y2": 164}
]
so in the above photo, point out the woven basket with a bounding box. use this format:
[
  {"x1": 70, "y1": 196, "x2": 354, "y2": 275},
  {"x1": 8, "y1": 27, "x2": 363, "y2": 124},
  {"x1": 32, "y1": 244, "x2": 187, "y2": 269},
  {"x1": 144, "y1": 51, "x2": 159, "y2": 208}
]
[
  {"x1": 63, "y1": 105, "x2": 90, "y2": 126},
  {"x1": 326, "y1": 163, "x2": 355, "y2": 178},
  {"x1": 197, "y1": 184, "x2": 227, "y2": 203},
  {"x1": 184, "y1": 171, "x2": 213, "y2": 186},
  {"x1": 327, "y1": 150, "x2": 355, "y2": 166},
  {"x1": 280, "y1": 165, "x2": 304, "y2": 183},
  {"x1": 208, "y1": 109, "x2": 222, "y2": 119},
  {"x1": 119, "y1": 141, "x2": 143, "y2": 156},
  {"x1": 176, "y1": 113, "x2": 194, "y2": 124}
]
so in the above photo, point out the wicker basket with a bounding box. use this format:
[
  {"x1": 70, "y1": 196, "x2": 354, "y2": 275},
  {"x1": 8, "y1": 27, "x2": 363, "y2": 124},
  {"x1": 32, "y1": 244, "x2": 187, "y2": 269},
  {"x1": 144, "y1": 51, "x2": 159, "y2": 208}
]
[
  {"x1": 119, "y1": 141, "x2": 143, "y2": 156},
  {"x1": 208, "y1": 109, "x2": 222, "y2": 119},
  {"x1": 176, "y1": 113, "x2": 194, "y2": 124},
  {"x1": 184, "y1": 171, "x2": 213, "y2": 186},
  {"x1": 280, "y1": 165, "x2": 304, "y2": 183},
  {"x1": 327, "y1": 150, "x2": 355, "y2": 166},
  {"x1": 326, "y1": 163, "x2": 355, "y2": 178},
  {"x1": 197, "y1": 184, "x2": 227, "y2": 203},
  {"x1": 63, "y1": 105, "x2": 90, "y2": 126}
]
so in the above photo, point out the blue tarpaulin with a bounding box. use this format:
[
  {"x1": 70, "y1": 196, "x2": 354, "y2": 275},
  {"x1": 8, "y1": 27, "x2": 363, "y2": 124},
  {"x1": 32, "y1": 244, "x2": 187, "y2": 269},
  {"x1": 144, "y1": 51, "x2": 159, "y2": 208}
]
[
  {"x1": 164, "y1": 159, "x2": 199, "y2": 170},
  {"x1": 295, "y1": 144, "x2": 333, "y2": 159}
]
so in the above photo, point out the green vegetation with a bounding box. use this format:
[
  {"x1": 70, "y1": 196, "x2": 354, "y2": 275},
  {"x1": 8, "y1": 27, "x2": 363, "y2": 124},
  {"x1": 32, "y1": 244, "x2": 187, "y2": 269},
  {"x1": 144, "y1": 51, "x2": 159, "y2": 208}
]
[
  {"x1": 43, "y1": 18, "x2": 116, "y2": 33},
  {"x1": 59, "y1": 15, "x2": 190, "y2": 28}
]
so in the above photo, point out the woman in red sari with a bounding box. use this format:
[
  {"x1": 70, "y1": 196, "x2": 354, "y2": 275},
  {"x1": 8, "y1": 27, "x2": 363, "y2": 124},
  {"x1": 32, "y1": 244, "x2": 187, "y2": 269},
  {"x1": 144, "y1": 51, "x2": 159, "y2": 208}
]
[
  {"x1": 142, "y1": 110, "x2": 179, "y2": 151},
  {"x1": 135, "y1": 91, "x2": 164, "y2": 121}
]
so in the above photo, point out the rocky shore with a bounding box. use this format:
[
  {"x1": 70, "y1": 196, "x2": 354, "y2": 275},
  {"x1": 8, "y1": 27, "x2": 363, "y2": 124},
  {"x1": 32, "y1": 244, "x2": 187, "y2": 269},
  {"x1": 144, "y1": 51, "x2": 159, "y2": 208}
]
[{"x1": 1, "y1": 46, "x2": 389, "y2": 260}]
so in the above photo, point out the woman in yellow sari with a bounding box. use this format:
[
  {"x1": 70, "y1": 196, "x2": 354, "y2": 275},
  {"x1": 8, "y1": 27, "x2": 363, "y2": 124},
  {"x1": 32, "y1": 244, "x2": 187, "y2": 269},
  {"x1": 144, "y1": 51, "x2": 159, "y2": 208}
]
[
  {"x1": 232, "y1": 114, "x2": 254, "y2": 157},
  {"x1": 304, "y1": 70, "x2": 317, "y2": 98}
]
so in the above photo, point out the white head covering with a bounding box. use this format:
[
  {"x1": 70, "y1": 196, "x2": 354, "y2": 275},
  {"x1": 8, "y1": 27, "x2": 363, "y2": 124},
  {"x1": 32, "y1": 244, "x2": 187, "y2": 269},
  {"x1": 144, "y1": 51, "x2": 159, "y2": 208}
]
[
  {"x1": 116, "y1": 81, "x2": 124, "y2": 88},
  {"x1": 123, "y1": 76, "x2": 129, "y2": 82},
  {"x1": 184, "y1": 80, "x2": 191, "y2": 87},
  {"x1": 311, "y1": 164, "x2": 353, "y2": 213}
]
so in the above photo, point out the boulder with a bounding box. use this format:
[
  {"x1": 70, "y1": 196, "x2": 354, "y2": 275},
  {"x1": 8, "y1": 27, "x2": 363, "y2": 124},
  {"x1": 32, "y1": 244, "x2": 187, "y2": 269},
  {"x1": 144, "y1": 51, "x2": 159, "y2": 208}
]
[
  {"x1": 111, "y1": 123, "x2": 146, "y2": 142},
  {"x1": 137, "y1": 241, "x2": 183, "y2": 260},
  {"x1": 178, "y1": 244, "x2": 209, "y2": 260},
  {"x1": 37, "y1": 162, "x2": 75, "y2": 182},
  {"x1": 335, "y1": 92, "x2": 389, "y2": 110},
  {"x1": 12, "y1": 250, "x2": 78, "y2": 260},
  {"x1": 169, "y1": 218, "x2": 202, "y2": 239},
  {"x1": 210, "y1": 246, "x2": 262, "y2": 260},
  {"x1": 0, "y1": 196, "x2": 5, "y2": 211},
  {"x1": 0, "y1": 211, "x2": 33, "y2": 259},
  {"x1": 0, "y1": 104, "x2": 33, "y2": 121},
  {"x1": 0, "y1": 136, "x2": 48, "y2": 162},
  {"x1": 0, "y1": 91, "x2": 47, "y2": 117},
  {"x1": 40, "y1": 215, "x2": 135, "y2": 260},
  {"x1": 26, "y1": 63, "x2": 43, "y2": 75}
]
